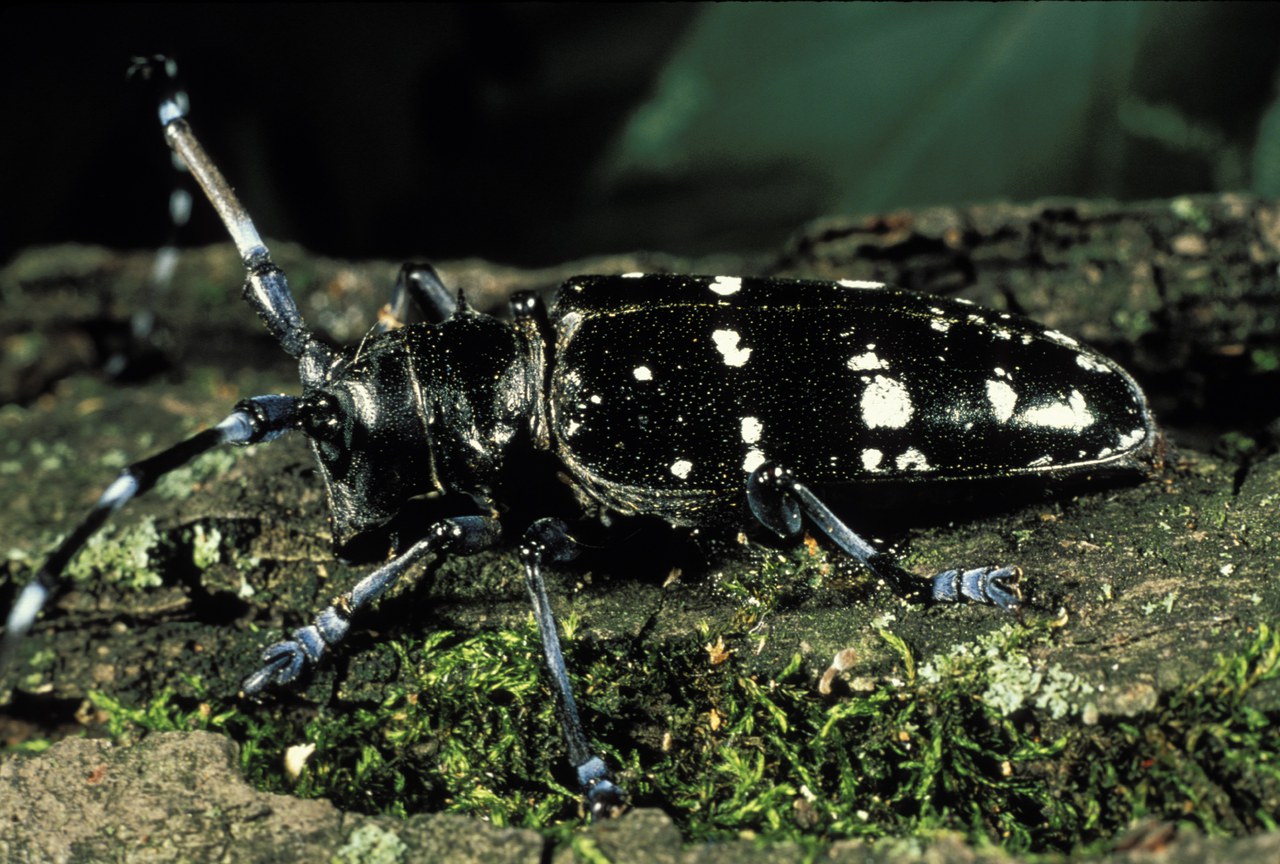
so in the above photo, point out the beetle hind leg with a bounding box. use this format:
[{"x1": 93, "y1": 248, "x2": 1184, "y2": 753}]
[
  {"x1": 746, "y1": 462, "x2": 1022, "y2": 614},
  {"x1": 928, "y1": 564, "x2": 1023, "y2": 612}
]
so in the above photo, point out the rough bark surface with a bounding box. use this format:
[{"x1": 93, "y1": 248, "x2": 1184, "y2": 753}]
[{"x1": 2, "y1": 194, "x2": 1279, "y2": 862}]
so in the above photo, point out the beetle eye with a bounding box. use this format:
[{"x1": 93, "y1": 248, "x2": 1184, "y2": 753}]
[{"x1": 300, "y1": 393, "x2": 344, "y2": 448}]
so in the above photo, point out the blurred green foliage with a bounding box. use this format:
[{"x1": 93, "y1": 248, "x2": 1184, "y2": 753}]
[{"x1": 593, "y1": 4, "x2": 1280, "y2": 255}]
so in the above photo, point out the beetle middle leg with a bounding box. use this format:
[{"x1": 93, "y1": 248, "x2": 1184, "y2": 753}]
[
  {"x1": 243, "y1": 515, "x2": 627, "y2": 818},
  {"x1": 518, "y1": 518, "x2": 626, "y2": 819},
  {"x1": 746, "y1": 462, "x2": 1023, "y2": 613}
]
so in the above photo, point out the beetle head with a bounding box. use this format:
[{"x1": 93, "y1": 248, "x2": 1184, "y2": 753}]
[{"x1": 299, "y1": 362, "x2": 441, "y2": 551}]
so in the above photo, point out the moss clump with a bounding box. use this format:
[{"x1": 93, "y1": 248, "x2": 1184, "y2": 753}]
[
  {"x1": 920, "y1": 623, "x2": 1096, "y2": 720},
  {"x1": 86, "y1": 617, "x2": 1280, "y2": 853},
  {"x1": 190, "y1": 523, "x2": 223, "y2": 570},
  {"x1": 155, "y1": 449, "x2": 242, "y2": 500},
  {"x1": 64, "y1": 517, "x2": 164, "y2": 590},
  {"x1": 334, "y1": 823, "x2": 408, "y2": 864}
]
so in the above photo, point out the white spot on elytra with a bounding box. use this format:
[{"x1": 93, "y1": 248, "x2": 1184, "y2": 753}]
[
  {"x1": 633, "y1": 366, "x2": 653, "y2": 381},
  {"x1": 1027, "y1": 454, "x2": 1054, "y2": 468},
  {"x1": 837, "y1": 279, "x2": 884, "y2": 289},
  {"x1": 895, "y1": 448, "x2": 930, "y2": 471},
  {"x1": 1076, "y1": 354, "x2": 1112, "y2": 373},
  {"x1": 566, "y1": 420, "x2": 581, "y2": 436},
  {"x1": 622, "y1": 272, "x2": 644, "y2": 278},
  {"x1": 986, "y1": 379, "x2": 1018, "y2": 423},
  {"x1": 1018, "y1": 389, "x2": 1094, "y2": 431},
  {"x1": 712, "y1": 329, "x2": 752, "y2": 367},
  {"x1": 930, "y1": 319, "x2": 951, "y2": 333},
  {"x1": 861, "y1": 376, "x2": 913, "y2": 429},
  {"x1": 742, "y1": 448, "x2": 766, "y2": 473},
  {"x1": 740, "y1": 416, "x2": 762, "y2": 444},
  {"x1": 710, "y1": 276, "x2": 742, "y2": 296},
  {"x1": 1044, "y1": 330, "x2": 1079, "y2": 348},
  {"x1": 670, "y1": 459, "x2": 693, "y2": 479},
  {"x1": 1116, "y1": 428, "x2": 1147, "y2": 451},
  {"x1": 589, "y1": 394, "x2": 602, "y2": 404},
  {"x1": 862, "y1": 449, "x2": 884, "y2": 471},
  {"x1": 847, "y1": 350, "x2": 887, "y2": 371}
]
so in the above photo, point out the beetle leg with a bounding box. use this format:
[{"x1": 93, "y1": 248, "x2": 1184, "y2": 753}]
[
  {"x1": 376, "y1": 263, "x2": 456, "y2": 332},
  {"x1": 242, "y1": 514, "x2": 500, "y2": 695},
  {"x1": 517, "y1": 518, "x2": 626, "y2": 820},
  {"x1": 2, "y1": 395, "x2": 299, "y2": 668},
  {"x1": 747, "y1": 462, "x2": 1023, "y2": 614}
]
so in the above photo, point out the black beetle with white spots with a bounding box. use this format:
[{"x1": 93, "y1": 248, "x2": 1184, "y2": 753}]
[{"x1": 1, "y1": 57, "x2": 1159, "y2": 820}]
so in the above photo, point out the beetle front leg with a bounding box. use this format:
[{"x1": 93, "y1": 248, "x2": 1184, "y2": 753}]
[
  {"x1": 518, "y1": 518, "x2": 626, "y2": 820},
  {"x1": 242, "y1": 515, "x2": 500, "y2": 694},
  {"x1": 746, "y1": 462, "x2": 1022, "y2": 614}
]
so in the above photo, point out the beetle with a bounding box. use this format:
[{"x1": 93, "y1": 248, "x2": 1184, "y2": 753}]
[{"x1": 2, "y1": 57, "x2": 1157, "y2": 820}]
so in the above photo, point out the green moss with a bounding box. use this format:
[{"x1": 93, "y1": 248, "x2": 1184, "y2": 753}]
[
  {"x1": 190, "y1": 523, "x2": 223, "y2": 570},
  {"x1": 333, "y1": 823, "x2": 408, "y2": 864},
  {"x1": 1214, "y1": 431, "x2": 1260, "y2": 463},
  {"x1": 1171, "y1": 196, "x2": 1212, "y2": 231},
  {"x1": 710, "y1": 542, "x2": 833, "y2": 629},
  {"x1": 1251, "y1": 348, "x2": 1280, "y2": 373},
  {"x1": 85, "y1": 614, "x2": 1280, "y2": 854},
  {"x1": 64, "y1": 516, "x2": 164, "y2": 590},
  {"x1": 1110, "y1": 306, "x2": 1156, "y2": 341},
  {"x1": 155, "y1": 449, "x2": 242, "y2": 500},
  {"x1": 1084, "y1": 623, "x2": 1280, "y2": 836}
]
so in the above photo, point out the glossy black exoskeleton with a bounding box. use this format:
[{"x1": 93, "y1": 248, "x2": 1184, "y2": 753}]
[
  {"x1": 3, "y1": 57, "x2": 1158, "y2": 820},
  {"x1": 548, "y1": 274, "x2": 1154, "y2": 525}
]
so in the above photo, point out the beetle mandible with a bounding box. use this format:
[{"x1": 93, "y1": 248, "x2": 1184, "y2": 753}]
[{"x1": 2, "y1": 57, "x2": 1158, "y2": 819}]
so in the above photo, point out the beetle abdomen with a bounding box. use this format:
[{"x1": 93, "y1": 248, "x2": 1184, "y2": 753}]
[{"x1": 548, "y1": 274, "x2": 1155, "y2": 525}]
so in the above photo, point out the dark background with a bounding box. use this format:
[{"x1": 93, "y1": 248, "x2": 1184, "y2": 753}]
[{"x1": 4, "y1": 3, "x2": 1280, "y2": 267}]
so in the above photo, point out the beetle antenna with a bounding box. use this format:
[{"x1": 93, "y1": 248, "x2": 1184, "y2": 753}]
[
  {"x1": 129, "y1": 55, "x2": 334, "y2": 390},
  {"x1": 99, "y1": 57, "x2": 196, "y2": 379},
  {"x1": 2, "y1": 396, "x2": 298, "y2": 673}
]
